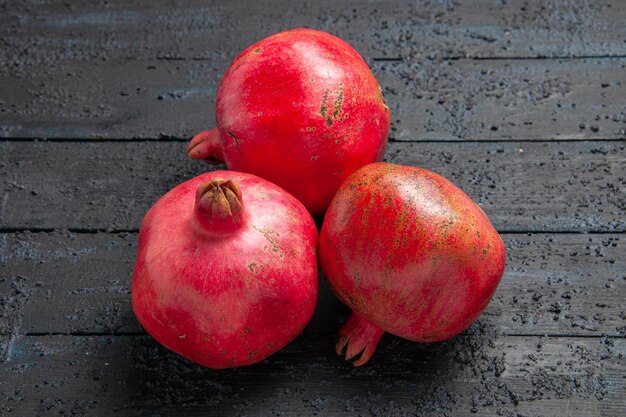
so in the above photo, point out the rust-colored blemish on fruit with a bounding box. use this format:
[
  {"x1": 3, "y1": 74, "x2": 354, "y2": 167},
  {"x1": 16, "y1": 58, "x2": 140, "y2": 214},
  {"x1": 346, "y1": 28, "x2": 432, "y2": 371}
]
[
  {"x1": 247, "y1": 262, "x2": 259, "y2": 273},
  {"x1": 253, "y1": 226, "x2": 284, "y2": 257},
  {"x1": 320, "y1": 88, "x2": 329, "y2": 117},
  {"x1": 333, "y1": 84, "x2": 344, "y2": 119},
  {"x1": 321, "y1": 84, "x2": 345, "y2": 127}
]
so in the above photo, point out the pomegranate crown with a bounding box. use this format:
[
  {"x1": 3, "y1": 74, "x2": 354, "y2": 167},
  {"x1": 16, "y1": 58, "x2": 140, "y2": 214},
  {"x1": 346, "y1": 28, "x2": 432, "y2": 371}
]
[{"x1": 194, "y1": 178, "x2": 244, "y2": 235}]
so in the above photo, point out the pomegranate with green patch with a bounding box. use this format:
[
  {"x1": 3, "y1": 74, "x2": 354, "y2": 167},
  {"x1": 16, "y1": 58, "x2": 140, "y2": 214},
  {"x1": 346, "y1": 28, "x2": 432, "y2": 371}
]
[{"x1": 319, "y1": 163, "x2": 506, "y2": 366}]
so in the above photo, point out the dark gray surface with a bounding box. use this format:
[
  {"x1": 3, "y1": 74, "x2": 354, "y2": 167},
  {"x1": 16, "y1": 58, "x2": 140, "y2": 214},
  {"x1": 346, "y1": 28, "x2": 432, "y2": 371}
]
[
  {"x1": 0, "y1": 232, "x2": 623, "y2": 338},
  {"x1": 1, "y1": 0, "x2": 625, "y2": 416},
  {"x1": 1, "y1": 334, "x2": 624, "y2": 416},
  {"x1": 1, "y1": 58, "x2": 625, "y2": 140},
  {"x1": 1, "y1": 0, "x2": 625, "y2": 140},
  {"x1": 382, "y1": 58, "x2": 626, "y2": 141},
  {"x1": 2, "y1": 0, "x2": 625, "y2": 62},
  {"x1": 1, "y1": 141, "x2": 624, "y2": 231}
]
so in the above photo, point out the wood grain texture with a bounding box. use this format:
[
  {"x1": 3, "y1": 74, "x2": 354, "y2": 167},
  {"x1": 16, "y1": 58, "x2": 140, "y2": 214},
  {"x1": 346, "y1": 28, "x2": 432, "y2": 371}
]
[
  {"x1": 1, "y1": 1, "x2": 624, "y2": 416},
  {"x1": 1, "y1": 334, "x2": 623, "y2": 416},
  {"x1": 1, "y1": 0, "x2": 625, "y2": 140},
  {"x1": 2, "y1": 58, "x2": 624, "y2": 140},
  {"x1": 383, "y1": 58, "x2": 626, "y2": 141},
  {"x1": 1, "y1": 141, "x2": 623, "y2": 231},
  {"x1": 1, "y1": 59, "x2": 221, "y2": 140},
  {"x1": 0, "y1": 231, "x2": 623, "y2": 337},
  {"x1": 2, "y1": 0, "x2": 624, "y2": 63}
]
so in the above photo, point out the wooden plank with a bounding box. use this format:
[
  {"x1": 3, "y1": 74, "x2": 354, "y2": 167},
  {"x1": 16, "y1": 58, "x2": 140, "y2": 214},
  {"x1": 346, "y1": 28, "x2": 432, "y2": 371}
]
[
  {"x1": 1, "y1": 141, "x2": 624, "y2": 231},
  {"x1": 0, "y1": 59, "x2": 220, "y2": 140},
  {"x1": 1, "y1": 0, "x2": 624, "y2": 65},
  {"x1": 1, "y1": 232, "x2": 624, "y2": 337},
  {"x1": 0, "y1": 232, "x2": 138, "y2": 337},
  {"x1": 1, "y1": 334, "x2": 623, "y2": 416},
  {"x1": 2, "y1": 58, "x2": 624, "y2": 140},
  {"x1": 0, "y1": 275, "x2": 23, "y2": 362},
  {"x1": 383, "y1": 58, "x2": 626, "y2": 141}
]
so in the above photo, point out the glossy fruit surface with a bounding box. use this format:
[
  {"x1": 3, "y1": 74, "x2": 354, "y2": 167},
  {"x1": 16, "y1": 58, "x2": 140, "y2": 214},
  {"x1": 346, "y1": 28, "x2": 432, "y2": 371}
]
[
  {"x1": 188, "y1": 28, "x2": 390, "y2": 215},
  {"x1": 132, "y1": 171, "x2": 318, "y2": 368},
  {"x1": 319, "y1": 163, "x2": 506, "y2": 365}
]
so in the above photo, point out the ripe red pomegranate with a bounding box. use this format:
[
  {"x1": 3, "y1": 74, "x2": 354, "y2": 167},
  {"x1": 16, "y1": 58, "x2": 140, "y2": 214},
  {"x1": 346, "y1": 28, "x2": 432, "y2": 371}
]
[
  {"x1": 188, "y1": 28, "x2": 390, "y2": 215},
  {"x1": 319, "y1": 163, "x2": 506, "y2": 366},
  {"x1": 132, "y1": 171, "x2": 318, "y2": 368}
]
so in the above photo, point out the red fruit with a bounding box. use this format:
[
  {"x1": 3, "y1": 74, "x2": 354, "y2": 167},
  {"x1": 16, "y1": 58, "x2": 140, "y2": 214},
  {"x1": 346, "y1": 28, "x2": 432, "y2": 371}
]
[
  {"x1": 319, "y1": 163, "x2": 506, "y2": 366},
  {"x1": 132, "y1": 171, "x2": 318, "y2": 368},
  {"x1": 188, "y1": 28, "x2": 391, "y2": 215}
]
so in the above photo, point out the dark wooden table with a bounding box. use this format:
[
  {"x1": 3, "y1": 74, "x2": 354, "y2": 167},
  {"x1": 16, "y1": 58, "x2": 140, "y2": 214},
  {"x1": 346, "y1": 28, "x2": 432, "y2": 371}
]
[{"x1": 1, "y1": 1, "x2": 624, "y2": 416}]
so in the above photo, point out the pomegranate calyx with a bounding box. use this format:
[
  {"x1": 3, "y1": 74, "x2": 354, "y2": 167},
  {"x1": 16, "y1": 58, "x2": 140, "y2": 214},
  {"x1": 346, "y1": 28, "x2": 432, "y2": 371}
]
[
  {"x1": 188, "y1": 128, "x2": 224, "y2": 164},
  {"x1": 195, "y1": 178, "x2": 244, "y2": 235},
  {"x1": 336, "y1": 312, "x2": 384, "y2": 367}
]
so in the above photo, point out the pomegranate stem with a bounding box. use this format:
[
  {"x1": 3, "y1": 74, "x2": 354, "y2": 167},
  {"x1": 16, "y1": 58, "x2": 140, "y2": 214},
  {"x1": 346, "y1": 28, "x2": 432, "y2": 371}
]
[
  {"x1": 188, "y1": 128, "x2": 224, "y2": 164},
  {"x1": 336, "y1": 311, "x2": 384, "y2": 366}
]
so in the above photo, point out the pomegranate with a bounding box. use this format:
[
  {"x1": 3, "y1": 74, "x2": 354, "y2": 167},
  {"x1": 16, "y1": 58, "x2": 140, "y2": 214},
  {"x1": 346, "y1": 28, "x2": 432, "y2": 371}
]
[
  {"x1": 188, "y1": 28, "x2": 390, "y2": 215},
  {"x1": 132, "y1": 171, "x2": 318, "y2": 368},
  {"x1": 319, "y1": 163, "x2": 506, "y2": 366}
]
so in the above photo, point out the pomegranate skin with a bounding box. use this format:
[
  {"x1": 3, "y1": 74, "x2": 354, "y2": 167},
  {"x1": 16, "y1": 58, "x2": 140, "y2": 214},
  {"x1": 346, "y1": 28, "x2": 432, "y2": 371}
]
[
  {"x1": 132, "y1": 171, "x2": 318, "y2": 368},
  {"x1": 319, "y1": 163, "x2": 506, "y2": 365},
  {"x1": 188, "y1": 28, "x2": 391, "y2": 215}
]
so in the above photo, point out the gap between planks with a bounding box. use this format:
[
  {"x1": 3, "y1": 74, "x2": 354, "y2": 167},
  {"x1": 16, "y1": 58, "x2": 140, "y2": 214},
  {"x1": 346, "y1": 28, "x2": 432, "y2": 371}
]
[
  {"x1": 16, "y1": 332, "x2": 625, "y2": 338},
  {"x1": 155, "y1": 54, "x2": 626, "y2": 61},
  {"x1": 0, "y1": 228, "x2": 624, "y2": 235},
  {"x1": 1, "y1": 138, "x2": 625, "y2": 143}
]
